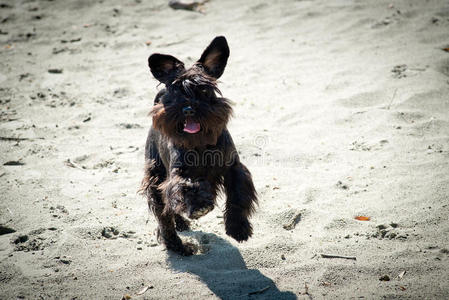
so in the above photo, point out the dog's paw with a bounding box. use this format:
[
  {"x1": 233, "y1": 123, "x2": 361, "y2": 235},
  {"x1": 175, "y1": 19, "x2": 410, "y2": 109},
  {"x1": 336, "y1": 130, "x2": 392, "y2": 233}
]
[
  {"x1": 225, "y1": 217, "x2": 253, "y2": 242},
  {"x1": 188, "y1": 203, "x2": 214, "y2": 219},
  {"x1": 165, "y1": 239, "x2": 195, "y2": 256},
  {"x1": 183, "y1": 179, "x2": 215, "y2": 219},
  {"x1": 165, "y1": 177, "x2": 215, "y2": 219},
  {"x1": 156, "y1": 226, "x2": 196, "y2": 256},
  {"x1": 166, "y1": 241, "x2": 195, "y2": 256},
  {"x1": 177, "y1": 242, "x2": 196, "y2": 256}
]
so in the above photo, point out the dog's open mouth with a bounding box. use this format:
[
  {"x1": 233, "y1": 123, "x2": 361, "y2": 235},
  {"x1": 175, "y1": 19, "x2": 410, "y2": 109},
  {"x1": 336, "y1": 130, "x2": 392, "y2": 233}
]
[{"x1": 183, "y1": 118, "x2": 201, "y2": 134}]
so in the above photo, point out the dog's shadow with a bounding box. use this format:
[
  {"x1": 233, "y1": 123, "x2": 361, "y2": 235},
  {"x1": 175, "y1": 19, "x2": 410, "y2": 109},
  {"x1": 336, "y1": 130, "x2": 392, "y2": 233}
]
[{"x1": 166, "y1": 232, "x2": 297, "y2": 299}]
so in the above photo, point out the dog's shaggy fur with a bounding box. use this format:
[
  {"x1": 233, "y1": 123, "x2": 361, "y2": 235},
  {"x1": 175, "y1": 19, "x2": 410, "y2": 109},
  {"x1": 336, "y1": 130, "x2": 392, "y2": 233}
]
[{"x1": 141, "y1": 36, "x2": 257, "y2": 255}]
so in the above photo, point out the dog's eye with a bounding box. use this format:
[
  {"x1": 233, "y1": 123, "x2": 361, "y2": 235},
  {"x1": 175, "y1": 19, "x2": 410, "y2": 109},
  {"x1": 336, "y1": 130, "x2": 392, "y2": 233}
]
[{"x1": 200, "y1": 89, "x2": 212, "y2": 99}]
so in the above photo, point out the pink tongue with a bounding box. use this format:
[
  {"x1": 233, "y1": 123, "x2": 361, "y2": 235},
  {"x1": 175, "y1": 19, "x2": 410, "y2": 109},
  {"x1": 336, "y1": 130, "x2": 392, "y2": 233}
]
[{"x1": 183, "y1": 119, "x2": 201, "y2": 134}]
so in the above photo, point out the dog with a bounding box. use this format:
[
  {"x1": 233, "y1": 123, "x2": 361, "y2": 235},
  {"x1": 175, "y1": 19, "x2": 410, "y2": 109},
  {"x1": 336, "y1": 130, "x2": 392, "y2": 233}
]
[{"x1": 141, "y1": 36, "x2": 257, "y2": 255}]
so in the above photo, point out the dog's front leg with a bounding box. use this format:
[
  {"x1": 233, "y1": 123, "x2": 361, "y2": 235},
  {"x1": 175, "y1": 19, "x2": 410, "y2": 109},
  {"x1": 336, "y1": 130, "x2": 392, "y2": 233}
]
[
  {"x1": 224, "y1": 162, "x2": 258, "y2": 242},
  {"x1": 163, "y1": 168, "x2": 189, "y2": 214},
  {"x1": 153, "y1": 200, "x2": 194, "y2": 255},
  {"x1": 150, "y1": 168, "x2": 193, "y2": 255},
  {"x1": 142, "y1": 160, "x2": 193, "y2": 256}
]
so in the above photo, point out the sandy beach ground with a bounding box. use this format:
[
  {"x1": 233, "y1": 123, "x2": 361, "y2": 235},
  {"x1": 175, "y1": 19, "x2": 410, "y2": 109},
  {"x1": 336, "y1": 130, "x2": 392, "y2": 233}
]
[{"x1": 1, "y1": 0, "x2": 449, "y2": 299}]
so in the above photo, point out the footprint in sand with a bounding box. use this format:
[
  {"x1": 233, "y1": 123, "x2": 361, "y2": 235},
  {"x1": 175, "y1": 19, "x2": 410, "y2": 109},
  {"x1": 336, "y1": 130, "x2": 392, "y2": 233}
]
[
  {"x1": 368, "y1": 223, "x2": 410, "y2": 240},
  {"x1": 11, "y1": 228, "x2": 57, "y2": 252},
  {"x1": 68, "y1": 225, "x2": 136, "y2": 241}
]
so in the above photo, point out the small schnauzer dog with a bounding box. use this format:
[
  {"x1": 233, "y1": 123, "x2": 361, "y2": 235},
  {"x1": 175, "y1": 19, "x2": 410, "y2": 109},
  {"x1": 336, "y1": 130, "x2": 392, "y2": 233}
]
[{"x1": 141, "y1": 36, "x2": 257, "y2": 255}]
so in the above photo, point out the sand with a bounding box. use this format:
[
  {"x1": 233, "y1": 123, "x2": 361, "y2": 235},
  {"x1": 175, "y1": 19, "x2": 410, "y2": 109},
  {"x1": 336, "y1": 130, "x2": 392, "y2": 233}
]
[{"x1": 1, "y1": 0, "x2": 449, "y2": 299}]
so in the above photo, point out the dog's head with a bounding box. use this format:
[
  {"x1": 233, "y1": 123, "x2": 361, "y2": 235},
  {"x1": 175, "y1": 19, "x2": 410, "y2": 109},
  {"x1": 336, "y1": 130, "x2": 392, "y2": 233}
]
[{"x1": 148, "y1": 36, "x2": 233, "y2": 148}]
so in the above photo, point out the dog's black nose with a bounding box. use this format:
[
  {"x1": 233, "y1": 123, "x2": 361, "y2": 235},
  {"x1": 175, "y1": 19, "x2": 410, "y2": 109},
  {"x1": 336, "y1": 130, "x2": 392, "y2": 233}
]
[{"x1": 183, "y1": 106, "x2": 195, "y2": 117}]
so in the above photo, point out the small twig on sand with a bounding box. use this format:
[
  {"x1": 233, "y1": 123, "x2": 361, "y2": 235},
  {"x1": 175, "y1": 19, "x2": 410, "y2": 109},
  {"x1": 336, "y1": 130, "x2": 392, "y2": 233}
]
[
  {"x1": 3, "y1": 160, "x2": 24, "y2": 166},
  {"x1": 136, "y1": 285, "x2": 153, "y2": 296},
  {"x1": 0, "y1": 136, "x2": 29, "y2": 142},
  {"x1": 64, "y1": 159, "x2": 84, "y2": 170},
  {"x1": 387, "y1": 88, "x2": 398, "y2": 109},
  {"x1": 248, "y1": 286, "x2": 270, "y2": 295},
  {"x1": 169, "y1": 0, "x2": 209, "y2": 12},
  {"x1": 0, "y1": 136, "x2": 43, "y2": 142},
  {"x1": 320, "y1": 254, "x2": 356, "y2": 260},
  {"x1": 408, "y1": 67, "x2": 426, "y2": 71}
]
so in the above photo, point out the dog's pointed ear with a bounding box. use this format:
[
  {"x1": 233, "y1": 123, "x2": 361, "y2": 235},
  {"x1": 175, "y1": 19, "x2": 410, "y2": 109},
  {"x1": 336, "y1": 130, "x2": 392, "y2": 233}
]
[
  {"x1": 148, "y1": 54, "x2": 185, "y2": 84},
  {"x1": 198, "y1": 36, "x2": 230, "y2": 79}
]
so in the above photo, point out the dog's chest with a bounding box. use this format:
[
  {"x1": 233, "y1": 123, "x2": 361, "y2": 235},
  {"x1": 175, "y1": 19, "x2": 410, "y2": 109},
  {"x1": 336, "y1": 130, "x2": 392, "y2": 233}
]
[{"x1": 175, "y1": 147, "x2": 227, "y2": 178}]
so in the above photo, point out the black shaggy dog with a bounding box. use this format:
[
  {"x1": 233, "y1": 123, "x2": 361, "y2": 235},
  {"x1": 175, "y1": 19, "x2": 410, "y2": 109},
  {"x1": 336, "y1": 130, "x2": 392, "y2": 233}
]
[{"x1": 141, "y1": 36, "x2": 257, "y2": 256}]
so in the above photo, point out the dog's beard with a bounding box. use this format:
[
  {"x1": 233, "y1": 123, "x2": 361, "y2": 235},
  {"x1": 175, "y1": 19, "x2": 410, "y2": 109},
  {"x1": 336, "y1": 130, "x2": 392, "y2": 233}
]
[{"x1": 150, "y1": 99, "x2": 232, "y2": 148}]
